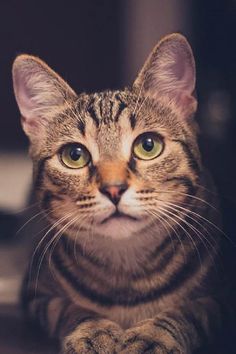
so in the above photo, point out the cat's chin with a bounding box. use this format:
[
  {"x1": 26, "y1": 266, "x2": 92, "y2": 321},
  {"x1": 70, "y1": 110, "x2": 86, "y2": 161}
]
[{"x1": 96, "y1": 215, "x2": 145, "y2": 239}]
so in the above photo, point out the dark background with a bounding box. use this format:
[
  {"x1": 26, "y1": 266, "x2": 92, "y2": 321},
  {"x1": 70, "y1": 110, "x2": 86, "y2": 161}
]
[{"x1": 0, "y1": 1, "x2": 235, "y2": 353}]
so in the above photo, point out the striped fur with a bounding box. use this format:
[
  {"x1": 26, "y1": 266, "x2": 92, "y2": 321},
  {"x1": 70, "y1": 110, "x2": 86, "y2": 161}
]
[{"x1": 13, "y1": 34, "x2": 230, "y2": 353}]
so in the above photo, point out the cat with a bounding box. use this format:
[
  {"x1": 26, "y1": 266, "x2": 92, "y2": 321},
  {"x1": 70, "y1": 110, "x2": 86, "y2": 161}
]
[{"x1": 12, "y1": 33, "x2": 230, "y2": 354}]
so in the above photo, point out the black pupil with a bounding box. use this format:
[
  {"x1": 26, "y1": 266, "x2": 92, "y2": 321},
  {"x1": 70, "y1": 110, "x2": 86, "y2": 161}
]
[
  {"x1": 142, "y1": 138, "x2": 154, "y2": 152},
  {"x1": 70, "y1": 147, "x2": 82, "y2": 161}
]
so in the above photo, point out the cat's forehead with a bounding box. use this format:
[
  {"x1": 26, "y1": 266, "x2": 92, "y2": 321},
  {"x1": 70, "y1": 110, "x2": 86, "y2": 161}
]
[
  {"x1": 76, "y1": 90, "x2": 178, "y2": 131},
  {"x1": 78, "y1": 90, "x2": 135, "y2": 126},
  {"x1": 76, "y1": 90, "x2": 185, "y2": 140},
  {"x1": 47, "y1": 89, "x2": 187, "y2": 158},
  {"x1": 79, "y1": 90, "x2": 137, "y2": 158}
]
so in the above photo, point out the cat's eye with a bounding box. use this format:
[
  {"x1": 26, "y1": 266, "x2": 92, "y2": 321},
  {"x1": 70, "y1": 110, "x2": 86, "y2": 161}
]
[
  {"x1": 133, "y1": 133, "x2": 164, "y2": 160},
  {"x1": 60, "y1": 144, "x2": 91, "y2": 169}
]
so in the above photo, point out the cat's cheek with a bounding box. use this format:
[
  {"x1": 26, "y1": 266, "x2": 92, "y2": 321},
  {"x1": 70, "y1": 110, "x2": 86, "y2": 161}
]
[{"x1": 118, "y1": 187, "x2": 146, "y2": 218}]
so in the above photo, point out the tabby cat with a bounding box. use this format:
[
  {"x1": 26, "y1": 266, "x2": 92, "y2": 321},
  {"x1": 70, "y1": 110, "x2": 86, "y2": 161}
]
[{"x1": 13, "y1": 34, "x2": 228, "y2": 353}]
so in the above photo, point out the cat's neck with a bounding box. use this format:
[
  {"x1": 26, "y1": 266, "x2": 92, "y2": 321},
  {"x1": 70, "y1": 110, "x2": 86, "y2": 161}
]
[{"x1": 65, "y1": 222, "x2": 179, "y2": 274}]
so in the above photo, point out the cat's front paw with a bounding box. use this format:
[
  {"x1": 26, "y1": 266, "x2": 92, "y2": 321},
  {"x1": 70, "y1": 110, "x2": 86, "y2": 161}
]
[
  {"x1": 118, "y1": 320, "x2": 182, "y2": 354},
  {"x1": 62, "y1": 318, "x2": 123, "y2": 354}
]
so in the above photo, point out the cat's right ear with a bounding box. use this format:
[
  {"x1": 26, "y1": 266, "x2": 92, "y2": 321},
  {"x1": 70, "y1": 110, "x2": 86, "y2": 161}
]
[{"x1": 12, "y1": 55, "x2": 77, "y2": 141}]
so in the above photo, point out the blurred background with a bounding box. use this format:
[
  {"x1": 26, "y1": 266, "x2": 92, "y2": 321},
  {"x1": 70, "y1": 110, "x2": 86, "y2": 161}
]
[{"x1": 0, "y1": 0, "x2": 235, "y2": 353}]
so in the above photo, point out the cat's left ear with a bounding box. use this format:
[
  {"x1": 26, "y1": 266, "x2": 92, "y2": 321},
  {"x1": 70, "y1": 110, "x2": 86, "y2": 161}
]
[
  {"x1": 12, "y1": 55, "x2": 77, "y2": 141},
  {"x1": 133, "y1": 33, "x2": 197, "y2": 116}
]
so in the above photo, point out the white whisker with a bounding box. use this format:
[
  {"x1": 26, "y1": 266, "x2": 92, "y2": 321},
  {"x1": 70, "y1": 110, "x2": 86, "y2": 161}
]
[
  {"x1": 29, "y1": 211, "x2": 75, "y2": 292},
  {"x1": 34, "y1": 213, "x2": 79, "y2": 294},
  {"x1": 151, "y1": 206, "x2": 203, "y2": 268}
]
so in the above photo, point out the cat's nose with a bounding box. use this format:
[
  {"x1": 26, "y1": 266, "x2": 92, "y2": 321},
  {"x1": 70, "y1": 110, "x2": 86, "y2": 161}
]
[{"x1": 100, "y1": 183, "x2": 128, "y2": 205}]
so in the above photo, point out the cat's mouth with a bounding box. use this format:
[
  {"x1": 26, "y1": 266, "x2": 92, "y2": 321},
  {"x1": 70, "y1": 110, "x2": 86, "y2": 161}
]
[{"x1": 101, "y1": 210, "x2": 138, "y2": 224}]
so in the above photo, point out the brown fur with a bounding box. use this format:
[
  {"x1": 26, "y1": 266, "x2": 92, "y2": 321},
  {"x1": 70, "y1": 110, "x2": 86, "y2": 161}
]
[{"x1": 12, "y1": 34, "x2": 229, "y2": 353}]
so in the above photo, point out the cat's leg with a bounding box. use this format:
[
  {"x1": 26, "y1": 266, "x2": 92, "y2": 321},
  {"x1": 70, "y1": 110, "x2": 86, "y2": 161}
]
[
  {"x1": 119, "y1": 297, "x2": 223, "y2": 354},
  {"x1": 23, "y1": 263, "x2": 123, "y2": 354},
  {"x1": 24, "y1": 291, "x2": 123, "y2": 353}
]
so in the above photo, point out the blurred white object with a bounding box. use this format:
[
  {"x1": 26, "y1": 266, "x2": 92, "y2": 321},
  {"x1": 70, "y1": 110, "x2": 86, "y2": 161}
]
[{"x1": 0, "y1": 151, "x2": 32, "y2": 212}]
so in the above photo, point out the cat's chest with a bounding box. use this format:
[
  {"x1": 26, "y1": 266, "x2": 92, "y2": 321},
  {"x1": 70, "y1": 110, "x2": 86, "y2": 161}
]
[
  {"x1": 51, "y1": 240, "x2": 189, "y2": 328},
  {"x1": 61, "y1": 274, "x2": 185, "y2": 329},
  {"x1": 60, "y1": 269, "x2": 169, "y2": 329}
]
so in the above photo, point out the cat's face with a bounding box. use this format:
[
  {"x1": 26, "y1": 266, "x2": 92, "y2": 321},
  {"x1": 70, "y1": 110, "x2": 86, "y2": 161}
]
[{"x1": 13, "y1": 33, "x2": 200, "y2": 240}]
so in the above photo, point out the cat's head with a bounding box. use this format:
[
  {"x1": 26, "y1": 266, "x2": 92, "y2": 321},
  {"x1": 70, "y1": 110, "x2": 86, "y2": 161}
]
[{"x1": 13, "y1": 33, "x2": 201, "y2": 240}]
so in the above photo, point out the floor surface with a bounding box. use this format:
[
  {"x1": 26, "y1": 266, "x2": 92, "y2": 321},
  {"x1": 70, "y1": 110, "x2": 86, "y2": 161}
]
[{"x1": 0, "y1": 305, "x2": 57, "y2": 354}]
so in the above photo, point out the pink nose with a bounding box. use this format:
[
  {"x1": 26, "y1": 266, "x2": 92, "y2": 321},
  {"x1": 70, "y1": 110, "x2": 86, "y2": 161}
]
[{"x1": 100, "y1": 183, "x2": 128, "y2": 205}]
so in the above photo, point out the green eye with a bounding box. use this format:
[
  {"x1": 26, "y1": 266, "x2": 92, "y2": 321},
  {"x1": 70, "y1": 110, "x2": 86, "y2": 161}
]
[
  {"x1": 60, "y1": 144, "x2": 91, "y2": 169},
  {"x1": 133, "y1": 133, "x2": 164, "y2": 160}
]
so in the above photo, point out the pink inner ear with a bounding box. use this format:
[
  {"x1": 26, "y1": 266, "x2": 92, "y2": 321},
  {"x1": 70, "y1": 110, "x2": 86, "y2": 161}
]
[
  {"x1": 143, "y1": 38, "x2": 197, "y2": 116},
  {"x1": 171, "y1": 46, "x2": 195, "y2": 93},
  {"x1": 164, "y1": 50, "x2": 196, "y2": 114},
  {"x1": 142, "y1": 37, "x2": 196, "y2": 103},
  {"x1": 19, "y1": 87, "x2": 36, "y2": 119},
  {"x1": 14, "y1": 70, "x2": 37, "y2": 120},
  {"x1": 14, "y1": 70, "x2": 47, "y2": 136},
  {"x1": 13, "y1": 55, "x2": 77, "y2": 141}
]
